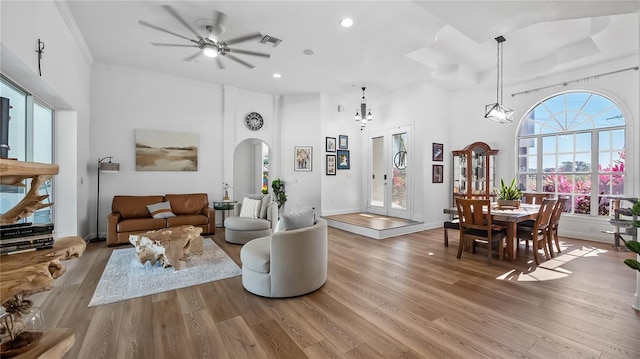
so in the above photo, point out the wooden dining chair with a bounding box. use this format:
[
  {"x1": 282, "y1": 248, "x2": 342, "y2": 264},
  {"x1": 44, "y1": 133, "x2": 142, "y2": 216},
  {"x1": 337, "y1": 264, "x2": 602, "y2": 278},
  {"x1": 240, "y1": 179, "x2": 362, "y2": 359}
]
[
  {"x1": 522, "y1": 192, "x2": 552, "y2": 205},
  {"x1": 516, "y1": 198, "x2": 557, "y2": 264},
  {"x1": 455, "y1": 198, "x2": 506, "y2": 261},
  {"x1": 547, "y1": 196, "x2": 570, "y2": 256},
  {"x1": 443, "y1": 219, "x2": 459, "y2": 247}
]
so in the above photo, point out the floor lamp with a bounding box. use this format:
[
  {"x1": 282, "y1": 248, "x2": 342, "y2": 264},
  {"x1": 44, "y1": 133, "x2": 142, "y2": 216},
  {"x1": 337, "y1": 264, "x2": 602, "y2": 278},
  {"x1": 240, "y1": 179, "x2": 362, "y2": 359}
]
[{"x1": 95, "y1": 157, "x2": 119, "y2": 242}]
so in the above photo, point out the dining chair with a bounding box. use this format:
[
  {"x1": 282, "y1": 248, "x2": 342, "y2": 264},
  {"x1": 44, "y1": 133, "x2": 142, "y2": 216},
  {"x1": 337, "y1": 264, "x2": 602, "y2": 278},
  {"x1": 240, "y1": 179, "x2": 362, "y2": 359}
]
[
  {"x1": 516, "y1": 198, "x2": 557, "y2": 265},
  {"x1": 455, "y1": 197, "x2": 506, "y2": 261},
  {"x1": 547, "y1": 196, "x2": 570, "y2": 255},
  {"x1": 517, "y1": 192, "x2": 552, "y2": 231},
  {"x1": 522, "y1": 192, "x2": 552, "y2": 205},
  {"x1": 443, "y1": 218, "x2": 459, "y2": 247},
  {"x1": 444, "y1": 194, "x2": 465, "y2": 247}
]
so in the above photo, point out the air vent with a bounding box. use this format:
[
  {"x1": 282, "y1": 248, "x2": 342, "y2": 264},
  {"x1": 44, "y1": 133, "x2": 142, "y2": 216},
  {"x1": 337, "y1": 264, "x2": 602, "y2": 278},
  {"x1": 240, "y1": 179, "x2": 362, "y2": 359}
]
[{"x1": 260, "y1": 35, "x2": 282, "y2": 47}]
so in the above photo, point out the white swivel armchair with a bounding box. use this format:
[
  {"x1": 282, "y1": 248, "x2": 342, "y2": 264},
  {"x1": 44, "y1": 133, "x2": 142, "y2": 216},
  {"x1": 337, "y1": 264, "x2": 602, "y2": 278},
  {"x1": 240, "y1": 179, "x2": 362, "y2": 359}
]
[
  {"x1": 240, "y1": 218, "x2": 328, "y2": 298},
  {"x1": 224, "y1": 194, "x2": 278, "y2": 244}
]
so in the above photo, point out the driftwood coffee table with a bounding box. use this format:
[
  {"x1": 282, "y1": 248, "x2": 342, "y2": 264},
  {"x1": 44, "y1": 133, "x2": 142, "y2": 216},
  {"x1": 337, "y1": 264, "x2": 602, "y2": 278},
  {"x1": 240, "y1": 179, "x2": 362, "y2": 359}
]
[{"x1": 128, "y1": 225, "x2": 204, "y2": 270}]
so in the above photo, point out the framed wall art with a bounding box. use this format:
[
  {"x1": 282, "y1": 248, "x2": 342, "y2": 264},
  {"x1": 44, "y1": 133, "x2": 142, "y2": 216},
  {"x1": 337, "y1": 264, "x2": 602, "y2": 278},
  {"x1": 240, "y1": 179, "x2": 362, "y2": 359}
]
[
  {"x1": 135, "y1": 129, "x2": 199, "y2": 171},
  {"x1": 432, "y1": 164, "x2": 444, "y2": 183},
  {"x1": 294, "y1": 146, "x2": 313, "y2": 171},
  {"x1": 432, "y1": 143, "x2": 444, "y2": 161},
  {"x1": 337, "y1": 150, "x2": 350, "y2": 170},
  {"x1": 326, "y1": 155, "x2": 336, "y2": 175},
  {"x1": 326, "y1": 137, "x2": 336, "y2": 152},
  {"x1": 339, "y1": 135, "x2": 348, "y2": 149}
]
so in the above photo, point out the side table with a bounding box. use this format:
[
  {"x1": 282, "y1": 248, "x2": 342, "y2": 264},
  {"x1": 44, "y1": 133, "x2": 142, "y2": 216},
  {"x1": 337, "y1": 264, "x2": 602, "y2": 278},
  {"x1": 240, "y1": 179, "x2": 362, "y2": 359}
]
[{"x1": 213, "y1": 201, "x2": 237, "y2": 228}]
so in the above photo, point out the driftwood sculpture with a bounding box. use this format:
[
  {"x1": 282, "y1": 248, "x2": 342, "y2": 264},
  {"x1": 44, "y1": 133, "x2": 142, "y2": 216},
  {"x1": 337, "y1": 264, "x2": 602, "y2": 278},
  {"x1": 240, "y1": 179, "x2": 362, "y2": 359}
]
[
  {"x1": 0, "y1": 159, "x2": 58, "y2": 225},
  {"x1": 129, "y1": 225, "x2": 204, "y2": 270},
  {"x1": 0, "y1": 236, "x2": 86, "y2": 306}
]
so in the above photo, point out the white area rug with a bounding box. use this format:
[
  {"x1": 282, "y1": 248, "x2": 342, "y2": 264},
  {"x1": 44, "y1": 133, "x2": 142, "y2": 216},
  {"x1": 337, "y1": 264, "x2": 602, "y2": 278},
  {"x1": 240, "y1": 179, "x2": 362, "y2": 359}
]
[{"x1": 88, "y1": 239, "x2": 241, "y2": 307}]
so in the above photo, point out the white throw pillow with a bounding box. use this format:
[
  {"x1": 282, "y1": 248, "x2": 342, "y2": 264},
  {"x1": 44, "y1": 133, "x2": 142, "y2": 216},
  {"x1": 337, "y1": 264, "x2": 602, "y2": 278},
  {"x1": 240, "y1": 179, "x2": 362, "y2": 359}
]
[
  {"x1": 146, "y1": 201, "x2": 176, "y2": 219},
  {"x1": 239, "y1": 197, "x2": 262, "y2": 219},
  {"x1": 277, "y1": 210, "x2": 315, "y2": 231}
]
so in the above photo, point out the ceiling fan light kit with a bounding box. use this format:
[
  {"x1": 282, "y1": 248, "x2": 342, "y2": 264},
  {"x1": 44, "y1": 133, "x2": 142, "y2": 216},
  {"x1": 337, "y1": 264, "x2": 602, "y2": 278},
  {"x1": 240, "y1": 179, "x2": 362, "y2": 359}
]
[
  {"x1": 485, "y1": 35, "x2": 513, "y2": 124},
  {"x1": 139, "y1": 5, "x2": 274, "y2": 69}
]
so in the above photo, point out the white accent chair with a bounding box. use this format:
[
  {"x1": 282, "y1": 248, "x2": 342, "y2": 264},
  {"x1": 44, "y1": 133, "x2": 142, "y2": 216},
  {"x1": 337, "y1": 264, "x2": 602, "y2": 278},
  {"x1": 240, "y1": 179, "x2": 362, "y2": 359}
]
[
  {"x1": 224, "y1": 194, "x2": 278, "y2": 244},
  {"x1": 240, "y1": 218, "x2": 328, "y2": 298}
]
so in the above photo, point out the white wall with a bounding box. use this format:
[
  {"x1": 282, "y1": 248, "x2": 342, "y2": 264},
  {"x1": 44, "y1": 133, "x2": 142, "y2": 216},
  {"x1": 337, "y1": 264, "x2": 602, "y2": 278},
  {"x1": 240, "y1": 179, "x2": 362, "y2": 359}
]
[
  {"x1": 319, "y1": 92, "x2": 364, "y2": 215},
  {"x1": 450, "y1": 55, "x2": 639, "y2": 242},
  {"x1": 90, "y1": 64, "x2": 224, "y2": 236},
  {"x1": 278, "y1": 94, "x2": 322, "y2": 213},
  {"x1": 1, "y1": 1, "x2": 91, "y2": 237}
]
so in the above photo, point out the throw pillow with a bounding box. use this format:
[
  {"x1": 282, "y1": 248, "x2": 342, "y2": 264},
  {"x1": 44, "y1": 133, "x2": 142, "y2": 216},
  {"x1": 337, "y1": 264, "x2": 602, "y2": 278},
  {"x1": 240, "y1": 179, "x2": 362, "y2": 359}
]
[
  {"x1": 239, "y1": 197, "x2": 261, "y2": 219},
  {"x1": 277, "y1": 210, "x2": 315, "y2": 231},
  {"x1": 260, "y1": 194, "x2": 273, "y2": 219},
  {"x1": 146, "y1": 201, "x2": 176, "y2": 219}
]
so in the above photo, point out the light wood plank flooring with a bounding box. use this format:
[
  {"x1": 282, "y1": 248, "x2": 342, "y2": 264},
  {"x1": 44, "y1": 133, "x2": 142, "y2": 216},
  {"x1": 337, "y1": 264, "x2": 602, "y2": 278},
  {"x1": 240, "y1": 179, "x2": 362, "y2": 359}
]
[
  {"x1": 30, "y1": 227, "x2": 640, "y2": 359},
  {"x1": 324, "y1": 213, "x2": 421, "y2": 230}
]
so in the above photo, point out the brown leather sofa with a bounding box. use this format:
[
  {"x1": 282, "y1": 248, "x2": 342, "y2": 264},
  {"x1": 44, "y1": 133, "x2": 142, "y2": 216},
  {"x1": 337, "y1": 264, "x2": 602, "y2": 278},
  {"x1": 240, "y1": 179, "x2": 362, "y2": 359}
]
[{"x1": 106, "y1": 193, "x2": 215, "y2": 246}]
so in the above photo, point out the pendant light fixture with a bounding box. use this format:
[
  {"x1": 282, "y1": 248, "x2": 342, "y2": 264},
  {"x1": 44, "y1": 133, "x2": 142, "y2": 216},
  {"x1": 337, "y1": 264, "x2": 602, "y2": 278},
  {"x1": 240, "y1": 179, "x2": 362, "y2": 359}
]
[
  {"x1": 354, "y1": 87, "x2": 372, "y2": 130},
  {"x1": 485, "y1": 36, "x2": 513, "y2": 123}
]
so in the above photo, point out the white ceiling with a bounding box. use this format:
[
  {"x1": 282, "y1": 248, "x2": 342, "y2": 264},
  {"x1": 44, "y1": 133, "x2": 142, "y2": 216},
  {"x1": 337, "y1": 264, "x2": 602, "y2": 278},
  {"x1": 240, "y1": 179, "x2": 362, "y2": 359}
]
[{"x1": 67, "y1": 1, "x2": 640, "y2": 97}]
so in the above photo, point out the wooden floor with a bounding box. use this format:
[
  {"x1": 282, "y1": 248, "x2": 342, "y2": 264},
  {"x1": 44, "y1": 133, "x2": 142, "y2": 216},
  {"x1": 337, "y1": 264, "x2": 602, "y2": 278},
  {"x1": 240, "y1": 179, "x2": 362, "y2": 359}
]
[
  {"x1": 30, "y1": 227, "x2": 640, "y2": 359},
  {"x1": 324, "y1": 213, "x2": 421, "y2": 230}
]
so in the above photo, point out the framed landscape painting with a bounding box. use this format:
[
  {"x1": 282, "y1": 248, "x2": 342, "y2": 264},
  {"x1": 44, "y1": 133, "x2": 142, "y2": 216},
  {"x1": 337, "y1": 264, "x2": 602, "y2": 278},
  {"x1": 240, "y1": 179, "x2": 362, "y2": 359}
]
[
  {"x1": 135, "y1": 129, "x2": 198, "y2": 171},
  {"x1": 294, "y1": 146, "x2": 312, "y2": 171}
]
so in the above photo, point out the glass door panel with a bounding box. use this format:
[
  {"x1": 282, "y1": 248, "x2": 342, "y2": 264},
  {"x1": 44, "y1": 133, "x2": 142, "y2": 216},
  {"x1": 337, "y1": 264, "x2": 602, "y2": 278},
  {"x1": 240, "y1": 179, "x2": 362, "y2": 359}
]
[
  {"x1": 368, "y1": 126, "x2": 411, "y2": 219},
  {"x1": 370, "y1": 136, "x2": 384, "y2": 209}
]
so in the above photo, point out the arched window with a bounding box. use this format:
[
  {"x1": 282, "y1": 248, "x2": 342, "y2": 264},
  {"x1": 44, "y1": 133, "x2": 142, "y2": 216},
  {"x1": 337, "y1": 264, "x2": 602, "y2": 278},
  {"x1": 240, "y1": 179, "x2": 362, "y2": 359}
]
[{"x1": 517, "y1": 91, "x2": 625, "y2": 216}]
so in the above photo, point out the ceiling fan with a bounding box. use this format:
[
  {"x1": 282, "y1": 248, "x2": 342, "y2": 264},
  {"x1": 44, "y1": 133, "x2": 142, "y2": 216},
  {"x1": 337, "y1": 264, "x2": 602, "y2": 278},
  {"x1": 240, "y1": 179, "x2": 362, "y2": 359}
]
[{"x1": 139, "y1": 5, "x2": 270, "y2": 69}]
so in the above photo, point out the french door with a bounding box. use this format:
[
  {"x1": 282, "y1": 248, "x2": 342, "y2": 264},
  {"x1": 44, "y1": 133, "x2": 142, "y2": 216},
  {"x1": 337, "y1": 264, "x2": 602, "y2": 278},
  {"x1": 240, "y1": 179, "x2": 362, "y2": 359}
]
[{"x1": 367, "y1": 125, "x2": 411, "y2": 219}]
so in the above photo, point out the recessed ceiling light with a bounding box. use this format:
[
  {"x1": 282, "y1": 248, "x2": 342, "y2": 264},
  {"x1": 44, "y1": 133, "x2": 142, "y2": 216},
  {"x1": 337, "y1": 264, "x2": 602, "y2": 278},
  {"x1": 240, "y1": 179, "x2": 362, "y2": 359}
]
[
  {"x1": 340, "y1": 18, "x2": 354, "y2": 28},
  {"x1": 303, "y1": 49, "x2": 314, "y2": 56},
  {"x1": 273, "y1": 73, "x2": 281, "y2": 78}
]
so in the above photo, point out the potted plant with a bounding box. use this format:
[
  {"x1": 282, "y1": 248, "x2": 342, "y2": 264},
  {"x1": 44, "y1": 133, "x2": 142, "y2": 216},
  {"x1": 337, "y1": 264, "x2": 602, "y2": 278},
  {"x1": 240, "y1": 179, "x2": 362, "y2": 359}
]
[
  {"x1": 271, "y1": 178, "x2": 287, "y2": 212},
  {"x1": 494, "y1": 178, "x2": 522, "y2": 209}
]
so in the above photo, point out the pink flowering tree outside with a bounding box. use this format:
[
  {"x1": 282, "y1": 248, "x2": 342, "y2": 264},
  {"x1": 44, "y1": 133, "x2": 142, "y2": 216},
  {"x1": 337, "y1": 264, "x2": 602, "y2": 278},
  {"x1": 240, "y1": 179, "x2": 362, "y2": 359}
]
[{"x1": 542, "y1": 151, "x2": 625, "y2": 215}]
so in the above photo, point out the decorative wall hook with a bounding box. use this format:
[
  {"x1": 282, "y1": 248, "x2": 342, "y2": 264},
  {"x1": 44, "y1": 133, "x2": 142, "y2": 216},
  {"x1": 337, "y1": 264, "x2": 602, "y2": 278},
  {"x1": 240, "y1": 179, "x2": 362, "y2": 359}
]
[{"x1": 35, "y1": 39, "x2": 45, "y2": 76}]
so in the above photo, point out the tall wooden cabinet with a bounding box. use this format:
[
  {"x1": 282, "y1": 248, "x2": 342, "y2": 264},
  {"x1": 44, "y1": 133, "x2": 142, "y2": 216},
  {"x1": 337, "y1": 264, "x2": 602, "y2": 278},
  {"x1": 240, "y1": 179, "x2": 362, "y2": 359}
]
[{"x1": 451, "y1": 142, "x2": 498, "y2": 204}]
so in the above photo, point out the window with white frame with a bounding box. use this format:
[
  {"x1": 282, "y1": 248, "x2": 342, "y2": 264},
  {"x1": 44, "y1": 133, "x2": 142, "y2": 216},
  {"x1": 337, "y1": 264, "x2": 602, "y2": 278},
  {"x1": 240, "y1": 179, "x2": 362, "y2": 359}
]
[
  {"x1": 517, "y1": 91, "x2": 625, "y2": 216},
  {"x1": 0, "y1": 75, "x2": 55, "y2": 223}
]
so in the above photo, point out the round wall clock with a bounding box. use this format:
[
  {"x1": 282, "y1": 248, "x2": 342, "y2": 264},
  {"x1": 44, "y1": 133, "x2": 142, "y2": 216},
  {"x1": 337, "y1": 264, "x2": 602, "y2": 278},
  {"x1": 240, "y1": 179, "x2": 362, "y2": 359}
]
[{"x1": 244, "y1": 112, "x2": 264, "y2": 131}]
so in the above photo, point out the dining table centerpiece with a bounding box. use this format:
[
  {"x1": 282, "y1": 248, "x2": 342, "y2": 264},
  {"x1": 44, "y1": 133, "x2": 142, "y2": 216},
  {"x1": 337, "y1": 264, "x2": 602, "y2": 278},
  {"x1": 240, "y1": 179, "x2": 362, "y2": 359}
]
[{"x1": 495, "y1": 178, "x2": 522, "y2": 209}]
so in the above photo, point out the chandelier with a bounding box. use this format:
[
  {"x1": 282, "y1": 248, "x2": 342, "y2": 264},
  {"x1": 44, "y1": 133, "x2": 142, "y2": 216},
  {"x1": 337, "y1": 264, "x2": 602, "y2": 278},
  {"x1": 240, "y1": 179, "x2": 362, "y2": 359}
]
[
  {"x1": 354, "y1": 87, "x2": 372, "y2": 130},
  {"x1": 485, "y1": 36, "x2": 513, "y2": 123}
]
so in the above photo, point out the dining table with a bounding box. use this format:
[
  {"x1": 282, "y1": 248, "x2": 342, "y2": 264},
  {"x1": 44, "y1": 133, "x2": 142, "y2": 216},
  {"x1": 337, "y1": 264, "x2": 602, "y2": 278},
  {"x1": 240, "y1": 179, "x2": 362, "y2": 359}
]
[{"x1": 443, "y1": 203, "x2": 540, "y2": 261}]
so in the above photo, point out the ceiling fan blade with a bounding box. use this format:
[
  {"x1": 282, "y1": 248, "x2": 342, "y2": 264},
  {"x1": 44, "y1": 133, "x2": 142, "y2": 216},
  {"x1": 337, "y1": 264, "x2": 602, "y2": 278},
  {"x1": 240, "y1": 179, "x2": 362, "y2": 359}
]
[
  {"x1": 227, "y1": 48, "x2": 270, "y2": 58},
  {"x1": 212, "y1": 9, "x2": 227, "y2": 28},
  {"x1": 184, "y1": 51, "x2": 203, "y2": 62},
  {"x1": 216, "y1": 57, "x2": 225, "y2": 70},
  {"x1": 224, "y1": 53, "x2": 254, "y2": 68},
  {"x1": 139, "y1": 20, "x2": 194, "y2": 42},
  {"x1": 162, "y1": 5, "x2": 201, "y2": 39},
  {"x1": 151, "y1": 43, "x2": 199, "y2": 48},
  {"x1": 224, "y1": 32, "x2": 263, "y2": 46}
]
